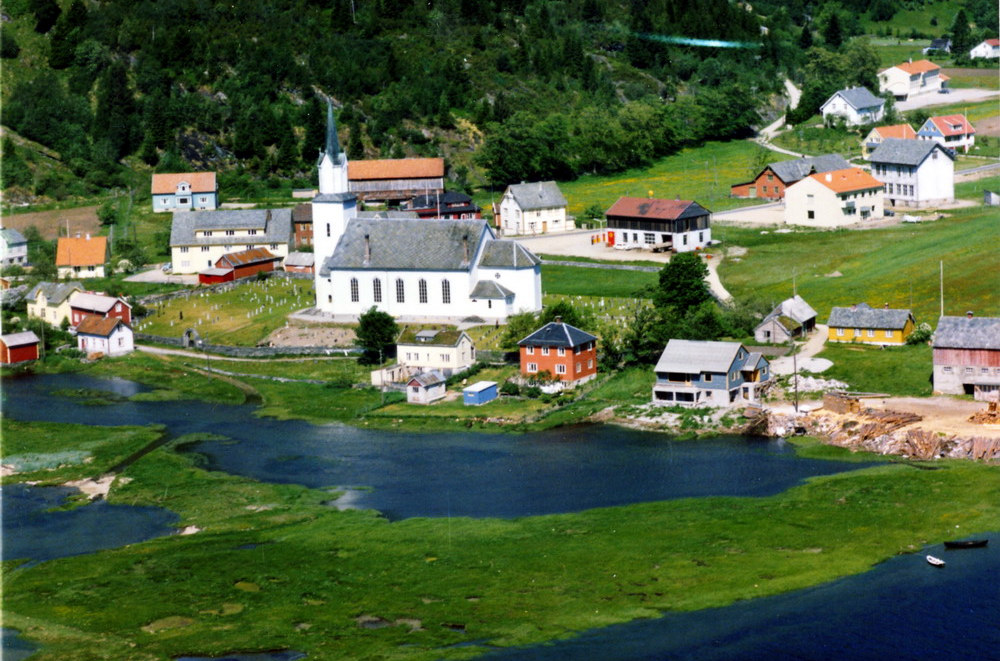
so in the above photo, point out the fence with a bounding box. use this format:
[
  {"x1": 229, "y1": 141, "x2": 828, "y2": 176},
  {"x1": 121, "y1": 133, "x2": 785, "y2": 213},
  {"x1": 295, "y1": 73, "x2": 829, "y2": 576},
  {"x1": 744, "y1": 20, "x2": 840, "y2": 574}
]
[{"x1": 135, "y1": 332, "x2": 358, "y2": 358}]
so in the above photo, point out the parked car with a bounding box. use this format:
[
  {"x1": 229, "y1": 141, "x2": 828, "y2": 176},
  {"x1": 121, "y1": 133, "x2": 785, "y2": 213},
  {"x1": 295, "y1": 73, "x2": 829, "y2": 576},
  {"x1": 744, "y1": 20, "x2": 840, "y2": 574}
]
[{"x1": 884, "y1": 209, "x2": 895, "y2": 217}]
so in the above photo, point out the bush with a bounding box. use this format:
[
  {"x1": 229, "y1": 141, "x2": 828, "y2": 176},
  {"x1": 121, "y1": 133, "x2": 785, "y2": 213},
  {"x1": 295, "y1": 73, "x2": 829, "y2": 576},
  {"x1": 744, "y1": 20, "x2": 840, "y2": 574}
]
[
  {"x1": 499, "y1": 380, "x2": 520, "y2": 396},
  {"x1": 907, "y1": 322, "x2": 933, "y2": 345},
  {"x1": 523, "y1": 385, "x2": 542, "y2": 398}
]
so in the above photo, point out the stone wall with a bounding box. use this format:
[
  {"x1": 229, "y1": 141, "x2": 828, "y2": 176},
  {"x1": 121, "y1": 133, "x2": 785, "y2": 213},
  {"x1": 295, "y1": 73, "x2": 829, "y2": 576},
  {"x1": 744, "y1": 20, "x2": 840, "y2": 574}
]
[{"x1": 135, "y1": 333, "x2": 358, "y2": 358}]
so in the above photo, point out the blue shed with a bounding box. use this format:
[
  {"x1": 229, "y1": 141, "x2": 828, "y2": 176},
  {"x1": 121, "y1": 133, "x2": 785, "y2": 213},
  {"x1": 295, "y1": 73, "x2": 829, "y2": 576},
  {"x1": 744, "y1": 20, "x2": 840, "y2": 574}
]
[{"x1": 463, "y1": 380, "x2": 498, "y2": 406}]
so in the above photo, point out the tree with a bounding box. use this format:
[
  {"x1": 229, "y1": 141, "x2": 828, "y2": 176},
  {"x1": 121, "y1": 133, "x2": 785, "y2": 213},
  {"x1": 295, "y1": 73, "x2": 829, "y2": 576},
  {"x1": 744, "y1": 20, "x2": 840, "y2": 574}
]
[
  {"x1": 822, "y1": 12, "x2": 843, "y2": 49},
  {"x1": 30, "y1": 0, "x2": 61, "y2": 33},
  {"x1": 502, "y1": 310, "x2": 540, "y2": 350},
  {"x1": 798, "y1": 24, "x2": 814, "y2": 50},
  {"x1": 355, "y1": 307, "x2": 398, "y2": 365},
  {"x1": 0, "y1": 25, "x2": 20, "y2": 59},
  {"x1": 845, "y1": 40, "x2": 881, "y2": 91},
  {"x1": 653, "y1": 252, "x2": 711, "y2": 313},
  {"x1": 949, "y1": 9, "x2": 973, "y2": 57}
]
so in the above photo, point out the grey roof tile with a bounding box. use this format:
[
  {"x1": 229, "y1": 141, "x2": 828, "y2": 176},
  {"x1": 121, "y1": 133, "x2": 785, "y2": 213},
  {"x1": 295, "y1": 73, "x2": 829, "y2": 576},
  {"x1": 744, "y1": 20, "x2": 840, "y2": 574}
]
[
  {"x1": 170, "y1": 209, "x2": 292, "y2": 246},
  {"x1": 478, "y1": 240, "x2": 540, "y2": 268},
  {"x1": 470, "y1": 280, "x2": 514, "y2": 299},
  {"x1": 827, "y1": 303, "x2": 914, "y2": 329},
  {"x1": 1, "y1": 330, "x2": 40, "y2": 346},
  {"x1": 869, "y1": 138, "x2": 953, "y2": 165},
  {"x1": 655, "y1": 340, "x2": 747, "y2": 374},
  {"x1": 826, "y1": 86, "x2": 885, "y2": 111},
  {"x1": 408, "y1": 370, "x2": 446, "y2": 387},
  {"x1": 506, "y1": 181, "x2": 568, "y2": 211},
  {"x1": 770, "y1": 155, "x2": 851, "y2": 184},
  {"x1": 933, "y1": 316, "x2": 1000, "y2": 350},
  {"x1": 27, "y1": 281, "x2": 84, "y2": 305},
  {"x1": 517, "y1": 321, "x2": 597, "y2": 348}
]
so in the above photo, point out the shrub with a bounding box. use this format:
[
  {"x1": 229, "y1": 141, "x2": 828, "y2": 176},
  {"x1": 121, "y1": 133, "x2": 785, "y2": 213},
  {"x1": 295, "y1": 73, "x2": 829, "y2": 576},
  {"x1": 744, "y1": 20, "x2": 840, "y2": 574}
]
[
  {"x1": 907, "y1": 322, "x2": 933, "y2": 345},
  {"x1": 500, "y1": 380, "x2": 520, "y2": 396},
  {"x1": 523, "y1": 385, "x2": 542, "y2": 398}
]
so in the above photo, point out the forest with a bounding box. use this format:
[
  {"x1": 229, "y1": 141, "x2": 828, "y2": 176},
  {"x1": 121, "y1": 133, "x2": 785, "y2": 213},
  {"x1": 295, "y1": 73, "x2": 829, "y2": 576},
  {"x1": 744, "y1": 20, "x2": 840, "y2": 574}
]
[{"x1": 1, "y1": 0, "x2": 996, "y2": 200}]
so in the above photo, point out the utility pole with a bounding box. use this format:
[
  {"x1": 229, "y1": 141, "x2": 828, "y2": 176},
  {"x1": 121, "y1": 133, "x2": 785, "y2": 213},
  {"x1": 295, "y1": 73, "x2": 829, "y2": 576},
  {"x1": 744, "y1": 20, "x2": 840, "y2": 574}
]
[{"x1": 940, "y1": 260, "x2": 944, "y2": 317}]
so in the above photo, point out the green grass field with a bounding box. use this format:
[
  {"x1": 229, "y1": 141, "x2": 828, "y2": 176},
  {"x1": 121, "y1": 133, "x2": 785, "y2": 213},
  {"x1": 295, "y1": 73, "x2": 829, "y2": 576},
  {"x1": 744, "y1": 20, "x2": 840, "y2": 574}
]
[
  {"x1": 716, "y1": 207, "x2": 1000, "y2": 324},
  {"x1": 541, "y1": 264, "x2": 658, "y2": 298},
  {"x1": 860, "y1": 3, "x2": 964, "y2": 39},
  {"x1": 771, "y1": 125, "x2": 863, "y2": 159},
  {"x1": 955, "y1": 174, "x2": 1000, "y2": 200},
  {"x1": 816, "y1": 344, "x2": 933, "y2": 396}
]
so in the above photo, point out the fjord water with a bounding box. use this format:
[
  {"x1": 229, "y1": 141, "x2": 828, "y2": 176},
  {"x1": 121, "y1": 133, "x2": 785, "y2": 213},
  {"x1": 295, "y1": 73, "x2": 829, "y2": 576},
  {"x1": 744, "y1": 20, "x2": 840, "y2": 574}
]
[{"x1": 4, "y1": 373, "x2": 870, "y2": 520}]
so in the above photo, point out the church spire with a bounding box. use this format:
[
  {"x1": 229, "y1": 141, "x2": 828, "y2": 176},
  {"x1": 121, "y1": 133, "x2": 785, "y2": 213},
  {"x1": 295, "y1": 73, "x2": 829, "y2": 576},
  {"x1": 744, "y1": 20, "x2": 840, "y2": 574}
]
[{"x1": 325, "y1": 101, "x2": 341, "y2": 158}]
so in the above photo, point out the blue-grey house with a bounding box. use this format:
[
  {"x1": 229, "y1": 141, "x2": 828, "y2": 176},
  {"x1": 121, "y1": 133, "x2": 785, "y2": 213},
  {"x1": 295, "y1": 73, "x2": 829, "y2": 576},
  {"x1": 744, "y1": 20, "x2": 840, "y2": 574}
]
[
  {"x1": 652, "y1": 340, "x2": 771, "y2": 407},
  {"x1": 151, "y1": 172, "x2": 218, "y2": 213}
]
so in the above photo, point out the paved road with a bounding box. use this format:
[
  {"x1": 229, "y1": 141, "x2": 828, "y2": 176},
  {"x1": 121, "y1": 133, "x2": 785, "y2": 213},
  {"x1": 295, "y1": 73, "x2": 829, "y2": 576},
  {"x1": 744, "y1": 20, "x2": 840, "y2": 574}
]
[
  {"x1": 895, "y1": 88, "x2": 999, "y2": 112},
  {"x1": 770, "y1": 325, "x2": 830, "y2": 375}
]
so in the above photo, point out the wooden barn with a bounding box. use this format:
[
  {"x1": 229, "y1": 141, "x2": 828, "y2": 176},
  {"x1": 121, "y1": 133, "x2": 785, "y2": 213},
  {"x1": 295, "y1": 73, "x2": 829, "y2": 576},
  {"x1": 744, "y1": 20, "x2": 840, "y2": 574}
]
[
  {"x1": 347, "y1": 158, "x2": 445, "y2": 203},
  {"x1": 1, "y1": 331, "x2": 40, "y2": 364},
  {"x1": 198, "y1": 247, "x2": 280, "y2": 285}
]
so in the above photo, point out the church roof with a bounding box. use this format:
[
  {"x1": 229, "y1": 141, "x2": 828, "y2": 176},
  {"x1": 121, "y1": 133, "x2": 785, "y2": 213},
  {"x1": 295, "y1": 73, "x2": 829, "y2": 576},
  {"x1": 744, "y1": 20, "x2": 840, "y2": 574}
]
[
  {"x1": 319, "y1": 218, "x2": 490, "y2": 273},
  {"x1": 478, "y1": 240, "x2": 540, "y2": 268},
  {"x1": 470, "y1": 280, "x2": 515, "y2": 299}
]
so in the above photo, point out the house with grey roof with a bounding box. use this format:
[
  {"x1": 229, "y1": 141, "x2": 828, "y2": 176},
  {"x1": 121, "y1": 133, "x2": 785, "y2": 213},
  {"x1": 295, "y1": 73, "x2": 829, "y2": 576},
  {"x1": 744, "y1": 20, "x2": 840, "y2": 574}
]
[
  {"x1": 496, "y1": 181, "x2": 571, "y2": 235},
  {"x1": 652, "y1": 340, "x2": 771, "y2": 407},
  {"x1": 754, "y1": 295, "x2": 818, "y2": 344},
  {"x1": 827, "y1": 303, "x2": 915, "y2": 346},
  {"x1": 0, "y1": 228, "x2": 28, "y2": 267},
  {"x1": 730, "y1": 155, "x2": 850, "y2": 200},
  {"x1": 933, "y1": 313, "x2": 1000, "y2": 400},
  {"x1": 406, "y1": 370, "x2": 447, "y2": 404},
  {"x1": 820, "y1": 86, "x2": 885, "y2": 126},
  {"x1": 309, "y1": 102, "x2": 542, "y2": 324},
  {"x1": 518, "y1": 320, "x2": 598, "y2": 385},
  {"x1": 26, "y1": 281, "x2": 85, "y2": 326},
  {"x1": 169, "y1": 208, "x2": 293, "y2": 274},
  {"x1": 870, "y1": 138, "x2": 954, "y2": 208}
]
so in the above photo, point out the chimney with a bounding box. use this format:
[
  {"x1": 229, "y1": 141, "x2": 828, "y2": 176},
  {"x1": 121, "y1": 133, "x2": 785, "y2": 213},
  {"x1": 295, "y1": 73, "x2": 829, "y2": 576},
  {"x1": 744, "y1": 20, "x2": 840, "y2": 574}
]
[
  {"x1": 462, "y1": 234, "x2": 469, "y2": 264},
  {"x1": 364, "y1": 233, "x2": 371, "y2": 264},
  {"x1": 851, "y1": 303, "x2": 857, "y2": 310},
  {"x1": 825, "y1": 173, "x2": 833, "y2": 182},
  {"x1": 884, "y1": 302, "x2": 889, "y2": 310},
  {"x1": 85, "y1": 233, "x2": 90, "y2": 240},
  {"x1": 266, "y1": 209, "x2": 272, "y2": 222},
  {"x1": 555, "y1": 315, "x2": 562, "y2": 324},
  {"x1": 966, "y1": 311, "x2": 974, "y2": 319}
]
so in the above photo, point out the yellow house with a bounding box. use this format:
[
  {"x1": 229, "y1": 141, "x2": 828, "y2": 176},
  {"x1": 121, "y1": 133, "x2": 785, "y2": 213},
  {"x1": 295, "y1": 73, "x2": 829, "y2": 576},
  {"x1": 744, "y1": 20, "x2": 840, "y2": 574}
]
[
  {"x1": 827, "y1": 303, "x2": 915, "y2": 346},
  {"x1": 26, "y1": 281, "x2": 85, "y2": 326}
]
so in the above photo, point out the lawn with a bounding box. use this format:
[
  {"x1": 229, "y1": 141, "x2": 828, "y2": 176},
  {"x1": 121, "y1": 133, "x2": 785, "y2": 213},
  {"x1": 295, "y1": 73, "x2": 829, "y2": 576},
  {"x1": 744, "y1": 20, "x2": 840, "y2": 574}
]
[
  {"x1": 540, "y1": 264, "x2": 658, "y2": 298},
  {"x1": 860, "y1": 3, "x2": 964, "y2": 39},
  {"x1": 473, "y1": 141, "x2": 787, "y2": 220},
  {"x1": 816, "y1": 343, "x2": 933, "y2": 396},
  {"x1": 136, "y1": 277, "x2": 315, "y2": 346},
  {"x1": 955, "y1": 174, "x2": 1000, "y2": 201},
  {"x1": 716, "y1": 207, "x2": 1000, "y2": 323},
  {"x1": 771, "y1": 125, "x2": 863, "y2": 159}
]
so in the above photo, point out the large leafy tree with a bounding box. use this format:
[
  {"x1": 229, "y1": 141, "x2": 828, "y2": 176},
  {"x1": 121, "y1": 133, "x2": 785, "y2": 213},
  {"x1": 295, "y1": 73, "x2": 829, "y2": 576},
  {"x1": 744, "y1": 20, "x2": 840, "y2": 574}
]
[
  {"x1": 356, "y1": 307, "x2": 399, "y2": 365},
  {"x1": 653, "y1": 252, "x2": 711, "y2": 313}
]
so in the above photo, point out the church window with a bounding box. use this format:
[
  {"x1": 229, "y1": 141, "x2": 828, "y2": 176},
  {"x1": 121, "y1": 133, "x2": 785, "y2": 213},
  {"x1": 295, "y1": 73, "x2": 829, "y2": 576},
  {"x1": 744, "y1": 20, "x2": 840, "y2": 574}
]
[
  {"x1": 373, "y1": 279, "x2": 382, "y2": 302},
  {"x1": 442, "y1": 280, "x2": 451, "y2": 304},
  {"x1": 350, "y1": 278, "x2": 359, "y2": 302},
  {"x1": 395, "y1": 278, "x2": 405, "y2": 303},
  {"x1": 419, "y1": 279, "x2": 428, "y2": 304},
  {"x1": 326, "y1": 224, "x2": 331, "y2": 237}
]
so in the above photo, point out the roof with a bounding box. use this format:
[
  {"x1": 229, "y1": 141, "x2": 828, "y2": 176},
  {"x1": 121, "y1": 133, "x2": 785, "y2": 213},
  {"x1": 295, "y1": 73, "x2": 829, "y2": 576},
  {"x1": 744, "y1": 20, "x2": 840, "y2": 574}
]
[
  {"x1": 200, "y1": 267, "x2": 233, "y2": 276},
  {"x1": 928, "y1": 38, "x2": 951, "y2": 48},
  {"x1": 219, "y1": 247, "x2": 279, "y2": 268},
  {"x1": 76, "y1": 316, "x2": 129, "y2": 337},
  {"x1": 827, "y1": 303, "x2": 914, "y2": 330},
  {"x1": 1, "y1": 331, "x2": 40, "y2": 347},
  {"x1": 347, "y1": 158, "x2": 445, "y2": 181},
  {"x1": 605, "y1": 197, "x2": 710, "y2": 220},
  {"x1": 983, "y1": 39, "x2": 1000, "y2": 47},
  {"x1": 170, "y1": 208, "x2": 292, "y2": 247},
  {"x1": 292, "y1": 203, "x2": 313, "y2": 222},
  {"x1": 869, "y1": 138, "x2": 953, "y2": 166},
  {"x1": 397, "y1": 327, "x2": 470, "y2": 347},
  {"x1": 284, "y1": 251, "x2": 315, "y2": 268},
  {"x1": 320, "y1": 218, "x2": 489, "y2": 273},
  {"x1": 933, "y1": 316, "x2": 1000, "y2": 351},
  {"x1": 355, "y1": 210, "x2": 419, "y2": 220},
  {"x1": 463, "y1": 380, "x2": 497, "y2": 393},
  {"x1": 0, "y1": 228, "x2": 26, "y2": 245},
  {"x1": 774, "y1": 295, "x2": 817, "y2": 324},
  {"x1": 505, "y1": 181, "x2": 568, "y2": 211},
  {"x1": 871, "y1": 124, "x2": 916, "y2": 140},
  {"x1": 518, "y1": 321, "x2": 597, "y2": 348},
  {"x1": 925, "y1": 114, "x2": 976, "y2": 137},
  {"x1": 654, "y1": 340, "x2": 751, "y2": 374},
  {"x1": 808, "y1": 167, "x2": 884, "y2": 193},
  {"x1": 768, "y1": 154, "x2": 851, "y2": 184},
  {"x1": 151, "y1": 172, "x2": 217, "y2": 195},
  {"x1": 478, "y1": 240, "x2": 540, "y2": 268},
  {"x1": 824, "y1": 86, "x2": 885, "y2": 111},
  {"x1": 70, "y1": 292, "x2": 127, "y2": 313},
  {"x1": 408, "y1": 370, "x2": 446, "y2": 388},
  {"x1": 56, "y1": 236, "x2": 108, "y2": 267},
  {"x1": 891, "y1": 59, "x2": 940, "y2": 75},
  {"x1": 27, "y1": 281, "x2": 84, "y2": 305},
  {"x1": 470, "y1": 280, "x2": 515, "y2": 299},
  {"x1": 407, "y1": 191, "x2": 476, "y2": 209}
]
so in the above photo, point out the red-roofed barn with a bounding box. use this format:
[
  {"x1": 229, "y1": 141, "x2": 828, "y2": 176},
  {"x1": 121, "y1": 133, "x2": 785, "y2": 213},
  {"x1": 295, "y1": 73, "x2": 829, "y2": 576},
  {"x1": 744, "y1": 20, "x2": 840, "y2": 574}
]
[{"x1": 605, "y1": 197, "x2": 711, "y2": 252}]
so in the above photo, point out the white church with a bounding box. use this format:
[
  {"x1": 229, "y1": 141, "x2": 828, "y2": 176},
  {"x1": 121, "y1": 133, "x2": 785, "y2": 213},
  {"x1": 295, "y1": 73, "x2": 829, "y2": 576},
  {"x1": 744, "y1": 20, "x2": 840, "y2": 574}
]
[{"x1": 312, "y1": 104, "x2": 542, "y2": 323}]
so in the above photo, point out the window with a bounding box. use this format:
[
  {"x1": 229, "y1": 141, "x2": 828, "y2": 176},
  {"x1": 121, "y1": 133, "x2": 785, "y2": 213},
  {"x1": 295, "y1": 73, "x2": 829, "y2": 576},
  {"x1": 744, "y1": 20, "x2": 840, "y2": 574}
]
[
  {"x1": 373, "y1": 279, "x2": 382, "y2": 302},
  {"x1": 179, "y1": 198, "x2": 189, "y2": 204},
  {"x1": 225, "y1": 230, "x2": 235, "y2": 236},
  {"x1": 855, "y1": 328, "x2": 861, "y2": 336},
  {"x1": 202, "y1": 246, "x2": 210, "y2": 252},
  {"x1": 982, "y1": 367, "x2": 990, "y2": 374},
  {"x1": 270, "y1": 244, "x2": 278, "y2": 250},
  {"x1": 442, "y1": 354, "x2": 450, "y2": 362},
  {"x1": 526, "y1": 346, "x2": 534, "y2": 355},
  {"x1": 887, "y1": 183, "x2": 894, "y2": 194},
  {"x1": 837, "y1": 328, "x2": 845, "y2": 336},
  {"x1": 204, "y1": 231, "x2": 213, "y2": 237},
  {"x1": 705, "y1": 374, "x2": 713, "y2": 382},
  {"x1": 541, "y1": 347, "x2": 550, "y2": 356},
  {"x1": 867, "y1": 329, "x2": 875, "y2": 337},
  {"x1": 115, "y1": 303, "x2": 121, "y2": 312},
  {"x1": 575, "y1": 362, "x2": 581, "y2": 373},
  {"x1": 965, "y1": 367, "x2": 974, "y2": 374},
  {"x1": 442, "y1": 280, "x2": 451, "y2": 304},
  {"x1": 180, "y1": 246, "x2": 189, "y2": 253},
  {"x1": 395, "y1": 278, "x2": 405, "y2": 303},
  {"x1": 527, "y1": 362, "x2": 538, "y2": 373},
  {"x1": 942, "y1": 366, "x2": 953, "y2": 373},
  {"x1": 807, "y1": 210, "x2": 815, "y2": 220},
  {"x1": 644, "y1": 233, "x2": 655, "y2": 244},
  {"x1": 555, "y1": 364, "x2": 566, "y2": 374},
  {"x1": 326, "y1": 224, "x2": 331, "y2": 237},
  {"x1": 418, "y1": 279, "x2": 428, "y2": 304},
  {"x1": 588, "y1": 359, "x2": 593, "y2": 369},
  {"x1": 886, "y1": 330, "x2": 894, "y2": 338},
  {"x1": 328, "y1": 295, "x2": 332, "y2": 303},
  {"x1": 350, "y1": 278, "x2": 359, "y2": 302},
  {"x1": 557, "y1": 347, "x2": 565, "y2": 356}
]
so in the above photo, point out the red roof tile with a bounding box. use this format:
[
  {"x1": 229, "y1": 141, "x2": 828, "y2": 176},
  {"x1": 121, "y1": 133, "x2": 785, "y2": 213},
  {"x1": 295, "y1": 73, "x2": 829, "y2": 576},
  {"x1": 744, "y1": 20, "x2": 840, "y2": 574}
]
[
  {"x1": 76, "y1": 316, "x2": 127, "y2": 337},
  {"x1": 347, "y1": 158, "x2": 445, "y2": 181},
  {"x1": 809, "y1": 168, "x2": 884, "y2": 193},
  {"x1": 873, "y1": 124, "x2": 916, "y2": 140},
  {"x1": 605, "y1": 197, "x2": 701, "y2": 220},
  {"x1": 929, "y1": 114, "x2": 975, "y2": 137},
  {"x1": 218, "y1": 247, "x2": 278, "y2": 268},
  {"x1": 895, "y1": 59, "x2": 940, "y2": 74},
  {"x1": 151, "y1": 172, "x2": 217, "y2": 194},
  {"x1": 56, "y1": 236, "x2": 108, "y2": 267}
]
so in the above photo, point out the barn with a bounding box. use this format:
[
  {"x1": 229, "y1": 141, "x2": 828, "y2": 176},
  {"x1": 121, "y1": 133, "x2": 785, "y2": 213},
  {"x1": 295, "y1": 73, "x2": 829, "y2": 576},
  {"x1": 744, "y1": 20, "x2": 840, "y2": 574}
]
[
  {"x1": 198, "y1": 247, "x2": 280, "y2": 284},
  {"x1": 1, "y1": 331, "x2": 40, "y2": 364}
]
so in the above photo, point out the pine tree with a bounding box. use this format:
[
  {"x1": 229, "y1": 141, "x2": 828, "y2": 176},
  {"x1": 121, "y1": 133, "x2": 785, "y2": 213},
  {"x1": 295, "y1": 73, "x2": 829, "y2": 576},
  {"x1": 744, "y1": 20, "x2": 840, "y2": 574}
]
[
  {"x1": 949, "y1": 9, "x2": 973, "y2": 57},
  {"x1": 823, "y1": 12, "x2": 843, "y2": 49},
  {"x1": 798, "y1": 24, "x2": 814, "y2": 50}
]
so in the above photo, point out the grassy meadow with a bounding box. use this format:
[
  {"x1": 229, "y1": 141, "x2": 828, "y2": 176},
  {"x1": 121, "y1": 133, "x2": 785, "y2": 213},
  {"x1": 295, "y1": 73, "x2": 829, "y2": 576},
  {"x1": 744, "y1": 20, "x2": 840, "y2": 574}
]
[
  {"x1": 816, "y1": 344, "x2": 933, "y2": 396},
  {"x1": 716, "y1": 207, "x2": 1000, "y2": 323}
]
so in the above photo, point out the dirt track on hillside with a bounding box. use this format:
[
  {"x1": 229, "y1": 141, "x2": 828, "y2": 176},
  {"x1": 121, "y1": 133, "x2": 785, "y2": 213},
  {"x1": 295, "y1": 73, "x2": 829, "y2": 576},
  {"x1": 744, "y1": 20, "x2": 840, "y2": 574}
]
[{"x1": 2, "y1": 206, "x2": 101, "y2": 239}]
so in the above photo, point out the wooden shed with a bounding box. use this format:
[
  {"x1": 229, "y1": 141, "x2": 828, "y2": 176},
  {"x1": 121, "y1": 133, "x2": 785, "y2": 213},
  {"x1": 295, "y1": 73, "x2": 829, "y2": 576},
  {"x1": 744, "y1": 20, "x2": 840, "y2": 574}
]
[
  {"x1": 1, "y1": 331, "x2": 40, "y2": 364},
  {"x1": 406, "y1": 370, "x2": 447, "y2": 404},
  {"x1": 463, "y1": 380, "x2": 498, "y2": 406}
]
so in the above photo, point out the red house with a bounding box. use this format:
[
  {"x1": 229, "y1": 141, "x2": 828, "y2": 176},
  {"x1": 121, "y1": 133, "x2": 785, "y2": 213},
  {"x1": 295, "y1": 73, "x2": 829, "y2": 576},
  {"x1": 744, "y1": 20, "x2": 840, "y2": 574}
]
[
  {"x1": 1, "y1": 331, "x2": 41, "y2": 364},
  {"x1": 69, "y1": 292, "x2": 132, "y2": 328},
  {"x1": 199, "y1": 247, "x2": 280, "y2": 285},
  {"x1": 292, "y1": 203, "x2": 313, "y2": 248},
  {"x1": 730, "y1": 155, "x2": 850, "y2": 200},
  {"x1": 517, "y1": 320, "x2": 598, "y2": 385}
]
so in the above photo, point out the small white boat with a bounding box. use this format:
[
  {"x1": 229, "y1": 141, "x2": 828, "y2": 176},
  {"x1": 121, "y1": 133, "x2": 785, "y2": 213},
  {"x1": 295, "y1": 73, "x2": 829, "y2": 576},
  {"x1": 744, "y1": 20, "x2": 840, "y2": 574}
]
[{"x1": 926, "y1": 555, "x2": 945, "y2": 567}]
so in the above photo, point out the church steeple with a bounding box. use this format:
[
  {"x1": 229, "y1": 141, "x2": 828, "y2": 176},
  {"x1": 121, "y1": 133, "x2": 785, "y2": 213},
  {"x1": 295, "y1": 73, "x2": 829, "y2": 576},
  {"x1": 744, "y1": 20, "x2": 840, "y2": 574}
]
[
  {"x1": 317, "y1": 97, "x2": 348, "y2": 195},
  {"x1": 325, "y1": 101, "x2": 341, "y2": 158}
]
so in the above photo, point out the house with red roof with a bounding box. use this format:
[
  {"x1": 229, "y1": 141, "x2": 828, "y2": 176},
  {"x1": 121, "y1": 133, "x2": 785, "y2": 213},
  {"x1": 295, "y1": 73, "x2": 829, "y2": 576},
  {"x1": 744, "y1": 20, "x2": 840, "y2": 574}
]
[
  {"x1": 56, "y1": 235, "x2": 109, "y2": 279},
  {"x1": 969, "y1": 39, "x2": 999, "y2": 59},
  {"x1": 861, "y1": 124, "x2": 917, "y2": 159},
  {"x1": 917, "y1": 115, "x2": 976, "y2": 153},
  {"x1": 347, "y1": 158, "x2": 445, "y2": 203},
  {"x1": 785, "y1": 168, "x2": 885, "y2": 226},
  {"x1": 198, "y1": 247, "x2": 280, "y2": 285},
  {"x1": 76, "y1": 316, "x2": 134, "y2": 357},
  {"x1": 605, "y1": 197, "x2": 711, "y2": 252},
  {"x1": 878, "y1": 60, "x2": 947, "y2": 100},
  {"x1": 69, "y1": 292, "x2": 132, "y2": 328},
  {"x1": 151, "y1": 172, "x2": 218, "y2": 213}
]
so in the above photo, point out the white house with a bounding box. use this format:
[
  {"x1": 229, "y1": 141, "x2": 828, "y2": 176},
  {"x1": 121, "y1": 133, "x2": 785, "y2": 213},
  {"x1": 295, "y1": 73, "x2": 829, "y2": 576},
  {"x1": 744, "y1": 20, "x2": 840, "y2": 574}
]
[
  {"x1": 878, "y1": 60, "x2": 946, "y2": 100},
  {"x1": 26, "y1": 281, "x2": 84, "y2": 326},
  {"x1": 76, "y1": 317, "x2": 134, "y2": 357},
  {"x1": 170, "y1": 208, "x2": 293, "y2": 274},
  {"x1": 56, "y1": 235, "x2": 108, "y2": 279},
  {"x1": 0, "y1": 228, "x2": 28, "y2": 267},
  {"x1": 820, "y1": 86, "x2": 885, "y2": 126},
  {"x1": 604, "y1": 197, "x2": 711, "y2": 252},
  {"x1": 869, "y1": 139, "x2": 954, "y2": 208},
  {"x1": 917, "y1": 115, "x2": 976, "y2": 154},
  {"x1": 496, "y1": 181, "x2": 571, "y2": 235},
  {"x1": 785, "y1": 167, "x2": 884, "y2": 227},
  {"x1": 311, "y1": 104, "x2": 542, "y2": 324},
  {"x1": 152, "y1": 172, "x2": 218, "y2": 213},
  {"x1": 969, "y1": 39, "x2": 1000, "y2": 59},
  {"x1": 405, "y1": 370, "x2": 447, "y2": 404},
  {"x1": 397, "y1": 328, "x2": 476, "y2": 376}
]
